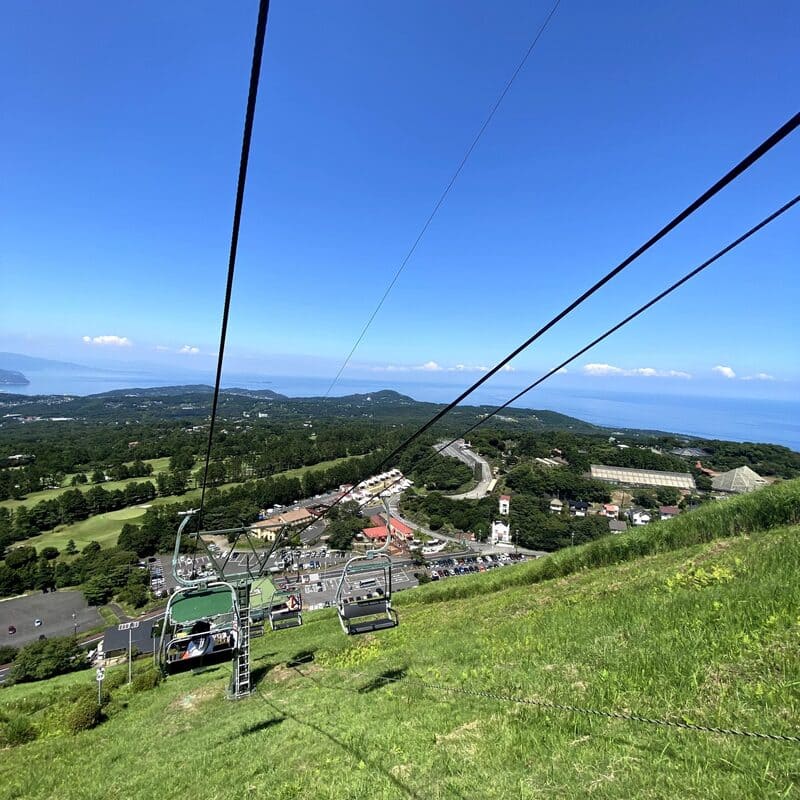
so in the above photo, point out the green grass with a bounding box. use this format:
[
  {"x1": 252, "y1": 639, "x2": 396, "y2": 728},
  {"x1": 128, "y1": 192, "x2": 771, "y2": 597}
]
[
  {"x1": 97, "y1": 606, "x2": 120, "y2": 627},
  {"x1": 15, "y1": 454, "x2": 366, "y2": 553},
  {"x1": 0, "y1": 457, "x2": 171, "y2": 511},
  {"x1": 1, "y1": 484, "x2": 799, "y2": 799},
  {"x1": 22, "y1": 507, "x2": 148, "y2": 551}
]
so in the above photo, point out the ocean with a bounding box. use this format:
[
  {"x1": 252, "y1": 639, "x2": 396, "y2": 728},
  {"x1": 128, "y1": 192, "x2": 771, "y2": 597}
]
[{"x1": 4, "y1": 371, "x2": 799, "y2": 451}]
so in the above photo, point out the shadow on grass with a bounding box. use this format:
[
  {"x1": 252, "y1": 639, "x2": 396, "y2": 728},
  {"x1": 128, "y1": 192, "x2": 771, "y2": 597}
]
[
  {"x1": 238, "y1": 716, "x2": 286, "y2": 737},
  {"x1": 358, "y1": 667, "x2": 406, "y2": 694},
  {"x1": 251, "y1": 663, "x2": 279, "y2": 685},
  {"x1": 287, "y1": 650, "x2": 315, "y2": 668},
  {"x1": 255, "y1": 689, "x2": 423, "y2": 800}
]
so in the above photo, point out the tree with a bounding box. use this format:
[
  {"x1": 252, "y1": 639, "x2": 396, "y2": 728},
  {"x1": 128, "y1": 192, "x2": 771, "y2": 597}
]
[
  {"x1": 65, "y1": 539, "x2": 78, "y2": 556},
  {"x1": 91, "y1": 469, "x2": 106, "y2": 484},
  {"x1": 40, "y1": 546, "x2": 59, "y2": 560},
  {"x1": 8, "y1": 636, "x2": 82, "y2": 684},
  {"x1": 34, "y1": 558, "x2": 56, "y2": 592}
]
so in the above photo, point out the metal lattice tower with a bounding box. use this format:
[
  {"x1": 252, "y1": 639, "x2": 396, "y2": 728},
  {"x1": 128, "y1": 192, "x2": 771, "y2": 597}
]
[{"x1": 231, "y1": 581, "x2": 252, "y2": 699}]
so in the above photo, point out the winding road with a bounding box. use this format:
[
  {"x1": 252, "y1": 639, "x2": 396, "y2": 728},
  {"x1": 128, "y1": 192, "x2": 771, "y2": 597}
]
[{"x1": 436, "y1": 440, "x2": 493, "y2": 500}]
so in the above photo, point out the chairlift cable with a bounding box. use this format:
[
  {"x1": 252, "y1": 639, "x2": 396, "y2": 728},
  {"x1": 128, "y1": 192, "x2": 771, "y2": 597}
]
[
  {"x1": 452, "y1": 193, "x2": 800, "y2": 441},
  {"x1": 360, "y1": 193, "x2": 800, "y2": 510},
  {"x1": 365, "y1": 112, "x2": 800, "y2": 466},
  {"x1": 193, "y1": 0, "x2": 271, "y2": 551},
  {"x1": 287, "y1": 188, "x2": 799, "y2": 541},
  {"x1": 322, "y1": 0, "x2": 562, "y2": 398}
]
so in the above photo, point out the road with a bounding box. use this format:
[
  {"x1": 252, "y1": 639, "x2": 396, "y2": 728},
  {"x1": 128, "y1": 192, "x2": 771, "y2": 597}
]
[{"x1": 436, "y1": 440, "x2": 493, "y2": 500}]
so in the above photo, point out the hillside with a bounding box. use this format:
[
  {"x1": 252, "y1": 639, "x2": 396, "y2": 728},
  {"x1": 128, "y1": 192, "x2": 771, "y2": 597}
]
[
  {"x1": 0, "y1": 384, "x2": 606, "y2": 432},
  {"x1": 0, "y1": 370, "x2": 28, "y2": 386},
  {"x1": 1, "y1": 483, "x2": 799, "y2": 799}
]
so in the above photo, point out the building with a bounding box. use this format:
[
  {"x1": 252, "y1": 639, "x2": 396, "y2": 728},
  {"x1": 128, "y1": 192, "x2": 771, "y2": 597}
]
[
  {"x1": 629, "y1": 508, "x2": 651, "y2": 526},
  {"x1": 535, "y1": 456, "x2": 567, "y2": 468},
  {"x1": 659, "y1": 505, "x2": 680, "y2": 520},
  {"x1": 671, "y1": 447, "x2": 710, "y2": 459},
  {"x1": 608, "y1": 518, "x2": 628, "y2": 533},
  {"x1": 499, "y1": 495, "x2": 510, "y2": 515},
  {"x1": 490, "y1": 520, "x2": 511, "y2": 545},
  {"x1": 569, "y1": 500, "x2": 589, "y2": 517},
  {"x1": 602, "y1": 503, "x2": 619, "y2": 518},
  {"x1": 590, "y1": 464, "x2": 696, "y2": 491},
  {"x1": 250, "y1": 507, "x2": 316, "y2": 540},
  {"x1": 549, "y1": 498, "x2": 564, "y2": 514},
  {"x1": 711, "y1": 466, "x2": 767, "y2": 494},
  {"x1": 361, "y1": 516, "x2": 414, "y2": 544}
]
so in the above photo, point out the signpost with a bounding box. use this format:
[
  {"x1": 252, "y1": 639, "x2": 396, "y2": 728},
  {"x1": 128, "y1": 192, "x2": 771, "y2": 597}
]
[
  {"x1": 96, "y1": 666, "x2": 105, "y2": 706},
  {"x1": 118, "y1": 621, "x2": 140, "y2": 684}
]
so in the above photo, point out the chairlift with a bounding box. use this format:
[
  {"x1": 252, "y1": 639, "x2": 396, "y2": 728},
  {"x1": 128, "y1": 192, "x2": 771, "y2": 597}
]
[
  {"x1": 267, "y1": 590, "x2": 303, "y2": 630},
  {"x1": 334, "y1": 497, "x2": 398, "y2": 635}
]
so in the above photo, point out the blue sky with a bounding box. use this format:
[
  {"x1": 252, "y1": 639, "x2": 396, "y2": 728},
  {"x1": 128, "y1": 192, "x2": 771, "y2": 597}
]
[{"x1": 1, "y1": 0, "x2": 798, "y2": 401}]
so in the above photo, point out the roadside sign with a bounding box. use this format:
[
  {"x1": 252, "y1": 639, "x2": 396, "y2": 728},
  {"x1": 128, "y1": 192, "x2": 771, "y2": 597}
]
[
  {"x1": 96, "y1": 667, "x2": 105, "y2": 682},
  {"x1": 118, "y1": 621, "x2": 140, "y2": 631}
]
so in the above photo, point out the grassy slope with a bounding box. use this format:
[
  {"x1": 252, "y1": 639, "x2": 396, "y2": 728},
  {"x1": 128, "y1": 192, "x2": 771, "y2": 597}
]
[{"x1": 2, "y1": 488, "x2": 799, "y2": 799}]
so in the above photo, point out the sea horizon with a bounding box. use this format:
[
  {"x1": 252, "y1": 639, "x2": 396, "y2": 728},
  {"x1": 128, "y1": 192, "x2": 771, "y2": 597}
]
[{"x1": 3, "y1": 370, "x2": 798, "y2": 451}]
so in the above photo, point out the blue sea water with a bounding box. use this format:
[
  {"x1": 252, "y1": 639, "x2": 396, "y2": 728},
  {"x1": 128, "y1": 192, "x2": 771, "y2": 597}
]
[{"x1": 4, "y1": 370, "x2": 798, "y2": 451}]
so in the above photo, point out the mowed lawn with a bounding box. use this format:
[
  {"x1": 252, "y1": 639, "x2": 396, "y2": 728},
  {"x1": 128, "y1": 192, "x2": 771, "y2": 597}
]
[
  {"x1": 1, "y1": 524, "x2": 798, "y2": 799},
  {"x1": 0, "y1": 457, "x2": 171, "y2": 511},
  {"x1": 22, "y1": 507, "x2": 148, "y2": 550},
  {"x1": 15, "y1": 454, "x2": 365, "y2": 552}
]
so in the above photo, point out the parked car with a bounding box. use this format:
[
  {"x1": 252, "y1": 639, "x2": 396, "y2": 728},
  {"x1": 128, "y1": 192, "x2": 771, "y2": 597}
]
[
  {"x1": 34, "y1": 618, "x2": 43, "y2": 627},
  {"x1": 7, "y1": 625, "x2": 16, "y2": 635}
]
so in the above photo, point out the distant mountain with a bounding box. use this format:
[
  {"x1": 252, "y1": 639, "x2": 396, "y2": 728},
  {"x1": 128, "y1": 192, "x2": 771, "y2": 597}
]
[
  {"x1": 0, "y1": 368, "x2": 29, "y2": 386},
  {"x1": 0, "y1": 352, "x2": 120, "y2": 374},
  {"x1": 0, "y1": 383, "x2": 605, "y2": 434}
]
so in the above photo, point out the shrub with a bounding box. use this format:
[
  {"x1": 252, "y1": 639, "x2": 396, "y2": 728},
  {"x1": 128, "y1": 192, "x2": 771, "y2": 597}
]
[
  {"x1": 66, "y1": 693, "x2": 105, "y2": 734},
  {"x1": 8, "y1": 636, "x2": 82, "y2": 684},
  {"x1": 0, "y1": 644, "x2": 18, "y2": 665},
  {"x1": 131, "y1": 667, "x2": 161, "y2": 693},
  {"x1": 0, "y1": 714, "x2": 37, "y2": 747},
  {"x1": 104, "y1": 668, "x2": 127, "y2": 690}
]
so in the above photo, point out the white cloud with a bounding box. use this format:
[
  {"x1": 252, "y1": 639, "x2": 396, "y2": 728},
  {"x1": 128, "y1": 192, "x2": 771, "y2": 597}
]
[
  {"x1": 179, "y1": 345, "x2": 200, "y2": 355},
  {"x1": 370, "y1": 361, "x2": 491, "y2": 374},
  {"x1": 583, "y1": 363, "x2": 625, "y2": 376},
  {"x1": 500, "y1": 364, "x2": 515, "y2": 373},
  {"x1": 556, "y1": 367, "x2": 568, "y2": 374},
  {"x1": 583, "y1": 363, "x2": 691, "y2": 379},
  {"x1": 712, "y1": 365, "x2": 736, "y2": 379},
  {"x1": 82, "y1": 335, "x2": 132, "y2": 347},
  {"x1": 742, "y1": 372, "x2": 775, "y2": 381}
]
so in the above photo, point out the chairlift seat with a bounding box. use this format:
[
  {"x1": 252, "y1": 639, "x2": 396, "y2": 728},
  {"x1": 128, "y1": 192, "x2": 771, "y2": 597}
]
[
  {"x1": 340, "y1": 599, "x2": 391, "y2": 620},
  {"x1": 346, "y1": 616, "x2": 398, "y2": 635}
]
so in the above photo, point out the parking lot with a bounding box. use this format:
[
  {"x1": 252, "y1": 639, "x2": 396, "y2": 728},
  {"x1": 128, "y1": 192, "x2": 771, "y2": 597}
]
[
  {"x1": 277, "y1": 561, "x2": 419, "y2": 611},
  {"x1": 1, "y1": 590, "x2": 103, "y2": 648},
  {"x1": 426, "y1": 552, "x2": 528, "y2": 581}
]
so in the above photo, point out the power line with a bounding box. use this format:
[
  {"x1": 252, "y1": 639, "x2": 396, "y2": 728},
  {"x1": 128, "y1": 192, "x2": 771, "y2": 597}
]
[
  {"x1": 197, "y1": 0, "x2": 271, "y2": 528},
  {"x1": 322, "y1": 0, "x2": 563, "y2": 398}
]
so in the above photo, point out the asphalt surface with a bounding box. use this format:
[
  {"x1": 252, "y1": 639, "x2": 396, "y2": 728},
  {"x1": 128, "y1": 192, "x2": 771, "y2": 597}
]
[
  {"x1": 0, "y1": 590, "x2": 103, "y2": 647},
  {"x1": 437, "y1": 440, "x2": 494, "y2": 500}
]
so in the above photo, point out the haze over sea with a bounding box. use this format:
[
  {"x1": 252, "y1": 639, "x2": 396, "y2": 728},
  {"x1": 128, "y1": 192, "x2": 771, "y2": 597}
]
[{"x1": 5, "y1": 370, "x2": 799, "y2": 451}]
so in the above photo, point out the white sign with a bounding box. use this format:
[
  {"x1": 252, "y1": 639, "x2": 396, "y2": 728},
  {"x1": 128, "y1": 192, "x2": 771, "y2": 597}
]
[
  {"x1": 118, "y1": 621, "x2": 140, "y2": 631},
  {"x1": 96, "y1": 668, "x2": 105, "y2": 682}
]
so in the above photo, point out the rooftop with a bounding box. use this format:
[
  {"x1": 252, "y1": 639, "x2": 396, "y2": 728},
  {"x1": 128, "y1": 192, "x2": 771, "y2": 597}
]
[{"x1": 590, "y1": 464, "x2": 696, "y2": 490}]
